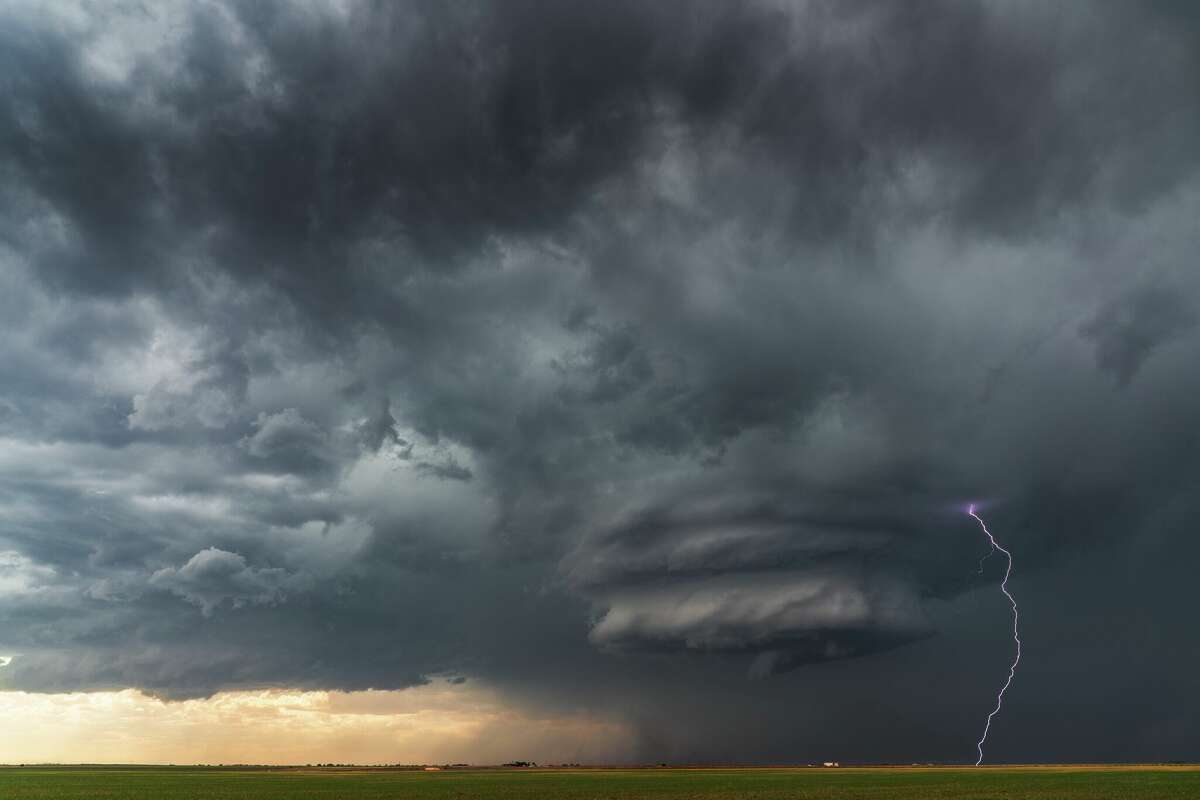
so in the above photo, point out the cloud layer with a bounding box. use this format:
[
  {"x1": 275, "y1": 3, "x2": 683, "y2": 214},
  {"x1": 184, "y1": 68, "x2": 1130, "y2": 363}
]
[{"x1": 1, "y1": 0, "x2": 1199, "y2": 762}]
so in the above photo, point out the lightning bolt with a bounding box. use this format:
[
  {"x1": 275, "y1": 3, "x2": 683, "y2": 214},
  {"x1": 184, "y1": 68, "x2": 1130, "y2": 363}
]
[{"x1": 967, "y1": 504, "x2": 1020, "y2": 766}]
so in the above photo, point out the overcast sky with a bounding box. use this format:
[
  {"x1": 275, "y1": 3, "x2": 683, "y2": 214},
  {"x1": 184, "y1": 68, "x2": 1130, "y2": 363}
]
[{"x1": 2, "y1": 0, "x2": 1199, "y2": 765}]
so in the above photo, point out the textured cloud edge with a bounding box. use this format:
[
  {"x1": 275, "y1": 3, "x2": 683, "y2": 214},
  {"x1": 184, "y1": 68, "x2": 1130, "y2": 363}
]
[{"x1": 0, "y1": 0, "x2": 1198, "y2": 760}]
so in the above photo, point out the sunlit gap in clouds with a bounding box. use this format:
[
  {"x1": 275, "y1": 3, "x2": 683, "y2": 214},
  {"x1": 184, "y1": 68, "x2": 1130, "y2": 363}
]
[{"x1": 0, "y1": 680, "x2": 633, "y2": 765}]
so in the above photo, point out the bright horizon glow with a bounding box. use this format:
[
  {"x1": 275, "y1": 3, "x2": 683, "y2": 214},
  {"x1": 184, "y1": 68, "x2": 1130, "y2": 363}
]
[{"x1": 0, "y1": 681, "x2": 633, "y2": 766}]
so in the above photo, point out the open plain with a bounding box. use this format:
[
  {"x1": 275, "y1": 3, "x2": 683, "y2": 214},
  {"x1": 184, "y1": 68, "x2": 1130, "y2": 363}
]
[{"x1": 2, "y1": 765, "x2": 1199, "y2": 800}]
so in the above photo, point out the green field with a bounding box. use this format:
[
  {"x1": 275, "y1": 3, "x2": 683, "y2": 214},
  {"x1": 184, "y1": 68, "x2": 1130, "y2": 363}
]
[{"x1": 1, "y1": 766, "x2": 1198, "y2": 800}]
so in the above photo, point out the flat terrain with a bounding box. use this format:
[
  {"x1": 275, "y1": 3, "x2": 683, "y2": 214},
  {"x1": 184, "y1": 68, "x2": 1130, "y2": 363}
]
[{"x1": 1, "y1": 765, "x2": 1198, "y2": 799}]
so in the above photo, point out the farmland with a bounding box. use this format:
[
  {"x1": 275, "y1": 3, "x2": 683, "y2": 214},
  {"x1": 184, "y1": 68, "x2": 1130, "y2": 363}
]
[{"x1": 1, "y1": 765, "x2": 1197, "y2": 799}]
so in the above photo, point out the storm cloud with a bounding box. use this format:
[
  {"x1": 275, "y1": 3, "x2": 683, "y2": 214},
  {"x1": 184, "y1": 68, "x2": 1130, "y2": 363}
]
[{"x1": 1, "y1": 0, "x2": 1199, "y2": 762}]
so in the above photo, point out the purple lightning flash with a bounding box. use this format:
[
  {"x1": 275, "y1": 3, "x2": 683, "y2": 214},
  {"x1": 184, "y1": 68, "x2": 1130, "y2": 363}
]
[{"x1": 967, "y1": 504, "x2": 1020, "y2": 766}]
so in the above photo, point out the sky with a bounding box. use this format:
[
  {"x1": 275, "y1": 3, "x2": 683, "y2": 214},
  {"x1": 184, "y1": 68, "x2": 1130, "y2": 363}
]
[{"x1": 1, "y1": 0, "x2": 1199, "y2": 766}]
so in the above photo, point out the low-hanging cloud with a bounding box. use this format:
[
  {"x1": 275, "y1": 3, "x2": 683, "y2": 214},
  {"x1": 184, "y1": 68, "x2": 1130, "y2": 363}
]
[{"x1": 149, "y1": 547, "x2": 300, "y2": 616}]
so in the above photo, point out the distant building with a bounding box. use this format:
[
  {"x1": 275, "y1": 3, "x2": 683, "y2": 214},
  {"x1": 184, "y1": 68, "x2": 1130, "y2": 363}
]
[
  {"x1": 423, "y1": 766, "x2": 442, "y2": 771},
  {"x1": 822, "y1": 761, "x2": 839, "y2": 768}
]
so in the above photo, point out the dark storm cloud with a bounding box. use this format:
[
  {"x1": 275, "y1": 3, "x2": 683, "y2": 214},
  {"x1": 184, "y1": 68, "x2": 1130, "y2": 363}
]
[
  {"x1": 1, "y1": 0, "x2": 1200, "y2": 761},
  {"x1": 1080, "y1": 285, "x2": 1197, "y2": 386},
  {"x1": 240, "y1": 408, "x2": 335, "y2": 473}
]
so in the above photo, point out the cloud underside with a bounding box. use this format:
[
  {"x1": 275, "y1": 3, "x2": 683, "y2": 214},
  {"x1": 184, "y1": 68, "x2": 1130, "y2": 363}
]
[{"x1": 0, "y1": 0, "x2": 1199, "y2": 758}]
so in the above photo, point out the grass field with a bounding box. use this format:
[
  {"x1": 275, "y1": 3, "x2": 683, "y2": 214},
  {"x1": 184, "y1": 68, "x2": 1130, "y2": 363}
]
[{"x1": 1, "y1": 766, "x2": 1198, "y2": 800}]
